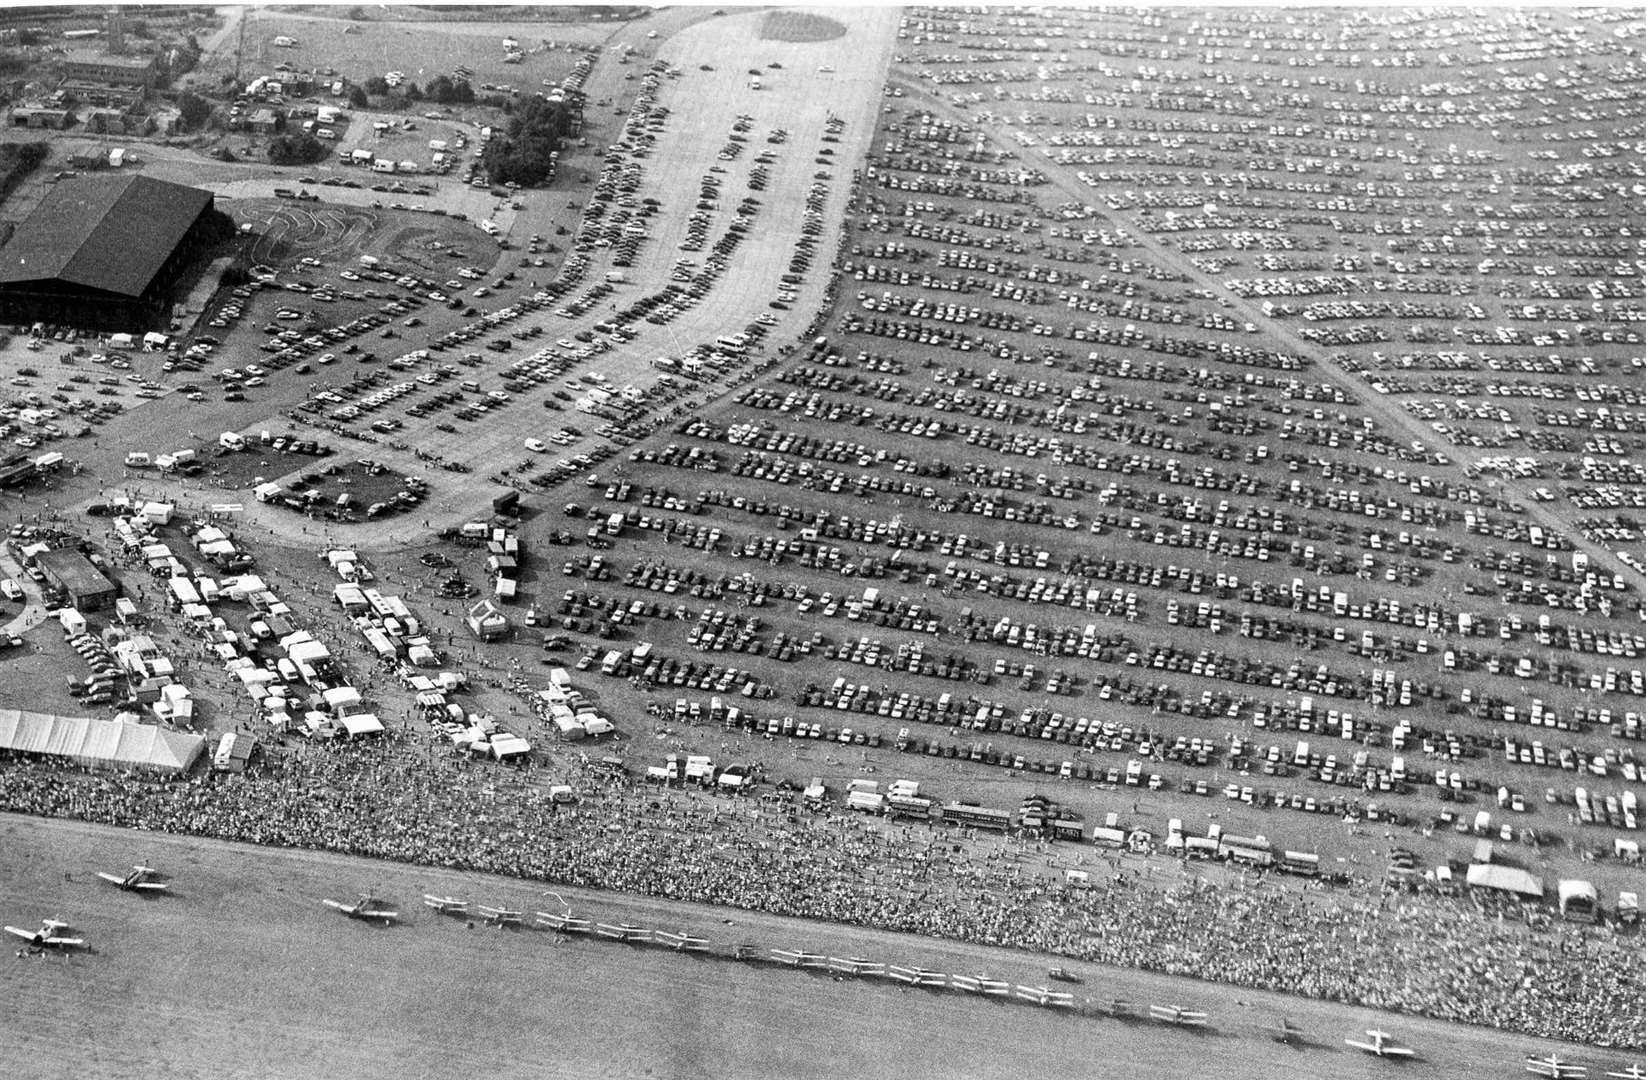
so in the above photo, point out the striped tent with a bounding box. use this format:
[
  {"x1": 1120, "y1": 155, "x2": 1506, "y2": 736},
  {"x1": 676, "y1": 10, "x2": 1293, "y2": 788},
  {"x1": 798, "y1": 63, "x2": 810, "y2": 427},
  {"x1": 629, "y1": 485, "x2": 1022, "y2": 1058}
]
[{"x1": 0, "y1": 709, "x2": 204, "y2": 774}]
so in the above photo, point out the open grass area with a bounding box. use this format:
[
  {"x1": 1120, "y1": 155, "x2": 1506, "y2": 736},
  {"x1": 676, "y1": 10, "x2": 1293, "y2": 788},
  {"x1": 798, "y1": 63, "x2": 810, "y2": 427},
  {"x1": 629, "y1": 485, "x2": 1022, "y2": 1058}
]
[{"x1": 760, "y1": 11, "x2": 849, "y2": 44}]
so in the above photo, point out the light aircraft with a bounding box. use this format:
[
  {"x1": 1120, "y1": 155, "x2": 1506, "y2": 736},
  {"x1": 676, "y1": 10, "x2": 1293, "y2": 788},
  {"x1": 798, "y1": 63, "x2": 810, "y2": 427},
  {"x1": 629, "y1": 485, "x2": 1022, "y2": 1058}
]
[
  {"x1": 796, "y1": 951, "x2": 827, "y2": 969},
  {"x1": 5, "y1": 918, "x2": 87, "y2": 950},
  {"x1": 948, "y1": 974, "x2": 981, "y2": 993},
  {"x1": 1014, "y1": 985, "x2": 1076, "y2": 1007},
  {"x1": 321, "y1": 893, "x2": 399, "y2": 924},
  {"x1": 96, "y1": 865, "x2": 168, "y2": 893},
  {"x1": 535, "y1": 911, "x2": 591, "y2": 933},
  {"x1": 827, "y1": 956, "x2": 882, "y2": 977},
  {"x1": 1268, "y1": 1017, "x2": 1306, "y2": 1045},
  {"x1": 595, "y1": 922, "x2": 650, "y2": 943},
  {"x1": 422, "y1": 895, "x2": 468, "y2": 916},
  {"x1": 1605, "y1": 1066, "x2": 1646, "y2": 1080},
  {"x1": 770, "y1": 948, "x2": 803, "y2": 966},
  {"x1": 1150, "y1": 1004, "x2": 1210, "y2": 1027},
  {"x1": 1346, "y1": 1030, "x2": 1416, "y2": 1058},
  {"x1": 978, "y1": 977, "x2": 1011, "y2": 998},
  {"x1": 477, "y1": 905, "x2": 524, "y2": 927},
  {"x1": 1106, "y1": 997, "x2": 1137, "y2": 1017},
  {"x1": 1048, "y1": 966, "x2": 1083, "y2": 984},
  {"x1": 1526, "y1": 1055, "x2": 1587, "y2": 1079},
  {"x1": 885, "y1": 964, "x2": 919, "y2": 984},
  {"x1": 654, "y1": 931, "x2": 710, "y2": 952}
]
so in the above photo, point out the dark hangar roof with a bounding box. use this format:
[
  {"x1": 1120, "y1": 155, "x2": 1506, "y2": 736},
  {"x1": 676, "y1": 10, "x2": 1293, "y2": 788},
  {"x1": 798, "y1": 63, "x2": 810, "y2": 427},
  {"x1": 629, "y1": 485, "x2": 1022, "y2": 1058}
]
[{"x1": 0, "y1": 174, "x2": 213, "y2": 298}]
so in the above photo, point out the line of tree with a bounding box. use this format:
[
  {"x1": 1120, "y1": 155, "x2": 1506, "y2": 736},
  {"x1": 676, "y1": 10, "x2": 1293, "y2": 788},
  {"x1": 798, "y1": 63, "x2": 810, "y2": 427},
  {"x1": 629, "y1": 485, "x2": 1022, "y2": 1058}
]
[{"x1": 480, "y1": 95, "x2": 573, "y2": 187}]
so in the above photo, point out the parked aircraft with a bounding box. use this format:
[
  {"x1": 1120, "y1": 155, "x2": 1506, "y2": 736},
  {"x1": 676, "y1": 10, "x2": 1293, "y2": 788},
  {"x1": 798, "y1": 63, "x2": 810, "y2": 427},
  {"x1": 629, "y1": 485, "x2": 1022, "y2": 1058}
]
[
  {"x1": 1526, "y1": 1055, "x2": 1587, "y2": 1079},
  {"x1": 1150, "y1": 1004, "x2": 1210, "y2": 1027},
  {"x1": 1346, "y1": 1030, "x2": 1416, "y2": 1058},
  {"x1": 321, "y1": 893, "x2": 398, "y2": 924},
  {"x1": 535, "y1": 911, "x2": 591, "y2": 933},
  {"x1": 5, "y1": 918, "x2": 88, "y2": 950},
  {"x1": 96, "y1": 865, "x2": 168, "y2": 893},
  {"x1": 422, "y1": 895, "x2": 468, "y2": 916},
  {"x1": 477, "y1": 905, "x2": 524, "y2": 927},
  {"x1": 654, "y1": 931, "x2": 710, "y2": 952}
]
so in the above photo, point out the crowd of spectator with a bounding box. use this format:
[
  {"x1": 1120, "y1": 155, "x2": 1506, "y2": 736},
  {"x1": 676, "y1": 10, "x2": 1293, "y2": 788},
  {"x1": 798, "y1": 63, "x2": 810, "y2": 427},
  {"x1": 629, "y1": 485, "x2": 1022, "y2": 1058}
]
[{"x1": 0, "y1": 744, "x2": 1639, "y2": 1048}]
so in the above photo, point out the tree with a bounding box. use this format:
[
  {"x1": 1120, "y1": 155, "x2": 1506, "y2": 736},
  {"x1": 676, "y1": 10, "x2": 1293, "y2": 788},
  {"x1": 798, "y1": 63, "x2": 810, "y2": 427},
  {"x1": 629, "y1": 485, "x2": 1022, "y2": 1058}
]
[
  {"x1": 347, "y1": 84, "x2": 368, "y2": 109},
  {"x1": 402, "y1": 81, "x2": 422, "y2": 101},
  {"x1": 481, "y1": 96, "x2": 573, "y2": 187},
  {"x1": 425, "y1": 75, "x2": 474, "y2": 106},
  {"x1": 362, "y1": 75, "x2": 388, "y2": 96},
  {"x1": 267, "y1": 132, "x2": 326, "y2": 166},
  {"x1": 176, "y1": 90, "x2": 213, "y2": 131}
]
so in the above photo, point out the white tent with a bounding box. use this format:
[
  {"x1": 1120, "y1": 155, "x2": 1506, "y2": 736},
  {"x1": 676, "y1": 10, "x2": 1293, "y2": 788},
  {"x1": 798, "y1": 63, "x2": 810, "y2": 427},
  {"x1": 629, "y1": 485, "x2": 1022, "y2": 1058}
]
[
  {"x1": 340, "y1": 714, "x2": 384, "y2": 737},
  {"x1": 0, "y1": 709, "x2": 203, "y2": 773}
]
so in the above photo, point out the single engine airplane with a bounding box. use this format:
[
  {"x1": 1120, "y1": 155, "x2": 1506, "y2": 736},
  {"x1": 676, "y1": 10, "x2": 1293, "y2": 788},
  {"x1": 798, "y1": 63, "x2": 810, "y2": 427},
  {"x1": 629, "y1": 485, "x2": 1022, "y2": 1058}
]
[
  {"x1": 321, "y1": 893, "x2": 399, "y2": 924},
  {"x1": 96, "y1": 865, "x2": 168, "y2": 893},
  {"x1": 477, "y1": 905, "x2": 524, "y2": 927},
  {"x1": 5, "y1": 918, "x2": 88, "y2": 950},
  {"x1": 1346, "y1": 1029, "x2": 1415, "y2": 1058},
  {"x1": 422, "y1": 894, "x2": 469, "y2": 916}
]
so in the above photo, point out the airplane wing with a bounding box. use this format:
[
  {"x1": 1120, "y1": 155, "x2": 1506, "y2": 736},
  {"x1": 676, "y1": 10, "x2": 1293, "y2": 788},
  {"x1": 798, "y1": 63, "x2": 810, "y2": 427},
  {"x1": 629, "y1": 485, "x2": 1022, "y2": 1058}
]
[
  {"x1": 5, "y1": 926, "x2": 37, "y2": 941},
  {"x1": 96, "y1": 872, "x2": 126, "y2": 886},
  {"x1": 132, "y1": 881, "x2": 168, "y2": 892},
  {"x1": 322, "y1": 899, "x2": 352, "y2": 912},
  {"x1": 949, "y1": 974, "x2": 981, "y2": 993},
  {"x1": 534, "y1": 911, "x2": 567, "y2": 928},
  {"x1": 44, "y1": 936, "x2": 85, "y2": 947},
  {"x1": 656, "y1": 931, "x2": 686, "y2": 948}
]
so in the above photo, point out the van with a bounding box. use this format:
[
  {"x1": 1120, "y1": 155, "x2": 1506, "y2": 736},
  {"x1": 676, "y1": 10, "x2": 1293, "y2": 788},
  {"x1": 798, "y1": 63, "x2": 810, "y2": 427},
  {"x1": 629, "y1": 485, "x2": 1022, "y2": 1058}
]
[{"x1": 124, "y1": 451, "x2": 153, "y2": 468}]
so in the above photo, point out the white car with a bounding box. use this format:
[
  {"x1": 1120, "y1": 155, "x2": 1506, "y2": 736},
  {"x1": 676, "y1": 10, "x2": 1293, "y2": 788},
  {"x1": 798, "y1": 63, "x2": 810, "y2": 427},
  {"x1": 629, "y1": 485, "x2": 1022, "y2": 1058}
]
[
  {"x1": 0, "y1": 579, "x2": 22, "y2": 601},
  {"x1": 524, "y1": 438, "x2": 547, "y2": 453}
]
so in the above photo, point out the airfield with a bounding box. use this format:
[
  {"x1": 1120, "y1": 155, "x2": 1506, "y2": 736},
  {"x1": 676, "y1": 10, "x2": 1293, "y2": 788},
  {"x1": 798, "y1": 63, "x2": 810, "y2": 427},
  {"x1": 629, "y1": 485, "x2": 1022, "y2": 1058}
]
[
  {"x1": 2, "y1": 3, "x2": 1646, "y2": 1075},
  {"x1": 0, "y1": 813, "x2": 1615, "y2": 1080}
]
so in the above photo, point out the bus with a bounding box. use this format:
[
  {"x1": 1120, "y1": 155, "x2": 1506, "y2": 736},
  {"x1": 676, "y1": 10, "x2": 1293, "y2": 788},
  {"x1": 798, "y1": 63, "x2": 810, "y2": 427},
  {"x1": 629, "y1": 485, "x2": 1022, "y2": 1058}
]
[
  {"x1": 1217, "y1": 834, "x2": 1275, "y2": 868},
  {"x1": 938, "y1": 802, "x2": 1013, "y2": 832}
]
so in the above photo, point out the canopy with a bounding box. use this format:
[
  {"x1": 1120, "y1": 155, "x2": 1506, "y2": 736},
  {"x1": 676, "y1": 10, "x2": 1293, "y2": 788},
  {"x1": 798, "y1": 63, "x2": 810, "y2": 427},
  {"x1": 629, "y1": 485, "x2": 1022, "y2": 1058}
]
[
  {"x1": 1465, "y1": 862, "x2": 1544, "y2": 899},
  {"x1": 340, "y1": 714, "x2": 383, "y2": 737},
  {"x1": 0, "y1": 709, "x2": 203, "y2": 773}
]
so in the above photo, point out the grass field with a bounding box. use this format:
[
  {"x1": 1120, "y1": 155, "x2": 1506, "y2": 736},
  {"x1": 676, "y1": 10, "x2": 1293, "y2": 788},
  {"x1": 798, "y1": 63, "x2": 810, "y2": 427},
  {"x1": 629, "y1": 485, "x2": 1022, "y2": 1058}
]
[{"x1": 0, "y1": 814, "x2": 1612, "y2": 1080}]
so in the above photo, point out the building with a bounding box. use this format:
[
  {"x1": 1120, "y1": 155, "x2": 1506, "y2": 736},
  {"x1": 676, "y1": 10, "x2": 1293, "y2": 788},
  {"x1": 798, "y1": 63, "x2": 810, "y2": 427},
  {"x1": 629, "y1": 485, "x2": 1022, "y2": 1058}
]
[
  {"x1": 61, "y1": 48, "x2": 157, "y2": 87},
  {"x1": 9, "y1": 106, "x2": 69, "y2": 129},
  {"x1": 84, "y1": 107, "x2": 151, "y2": 136},
  {"x1": 0, "y1": 173, "x2": 225, "y2": 331},
  {"x1": 34, "y1": 547, "x2": 117, "y2": 610},
  {"x1": 244, "y1": 107, "x2": 280, "y2": 134}
]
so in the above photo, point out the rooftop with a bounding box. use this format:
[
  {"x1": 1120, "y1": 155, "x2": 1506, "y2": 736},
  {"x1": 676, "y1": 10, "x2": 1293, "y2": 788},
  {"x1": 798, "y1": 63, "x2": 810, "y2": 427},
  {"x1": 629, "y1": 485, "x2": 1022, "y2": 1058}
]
[{"x1": 0, "y1": 174, "x2": 212, "y2": 298}]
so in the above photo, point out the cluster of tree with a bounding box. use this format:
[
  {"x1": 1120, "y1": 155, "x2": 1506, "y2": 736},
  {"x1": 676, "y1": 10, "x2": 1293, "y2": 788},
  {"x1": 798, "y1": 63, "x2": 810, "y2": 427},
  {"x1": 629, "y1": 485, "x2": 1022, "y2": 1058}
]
[
  {"x1": 153, "y1": 34, "x2": 201, "y2": 90},
  {"x1": 267, "y1": 132, "x2": 326, "y2": 166},
  {"x1": 175, "y1": 89, "x2": 213, "y2": 131},
  {"x1": 424, "y1": 74, "x2": 474, "y2": 105},
  {"x1": 480, "y1": 96, "x2": 572, "y2": 187}
]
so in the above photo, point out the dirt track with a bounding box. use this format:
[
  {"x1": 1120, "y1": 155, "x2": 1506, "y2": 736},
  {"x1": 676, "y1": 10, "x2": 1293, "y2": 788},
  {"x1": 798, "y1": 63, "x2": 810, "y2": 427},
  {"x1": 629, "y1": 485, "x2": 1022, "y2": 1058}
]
[{"x1": 0, "y1": 813, "x2": 1617, "y2": 1080}]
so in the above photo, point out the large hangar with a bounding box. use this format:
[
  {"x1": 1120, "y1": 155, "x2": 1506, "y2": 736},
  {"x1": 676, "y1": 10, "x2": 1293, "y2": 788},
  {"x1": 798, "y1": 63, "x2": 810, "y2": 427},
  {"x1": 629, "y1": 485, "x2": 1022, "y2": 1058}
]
[{"x1": 0, "y1": 173, "x2": 226, "y2": 331}]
